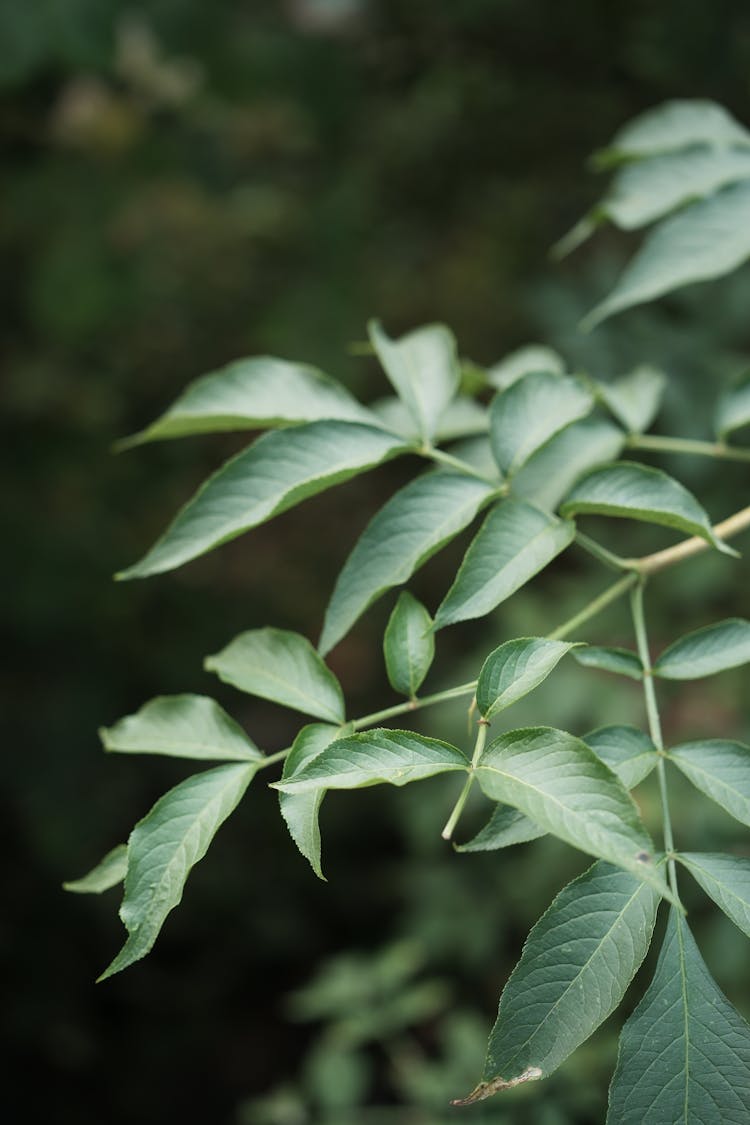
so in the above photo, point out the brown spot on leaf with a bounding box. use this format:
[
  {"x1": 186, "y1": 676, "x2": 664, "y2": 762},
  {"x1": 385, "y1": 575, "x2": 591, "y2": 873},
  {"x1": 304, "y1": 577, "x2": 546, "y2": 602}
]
[{"x1": 450, "y1": 1066, "x2": 543, "y2": 1106}]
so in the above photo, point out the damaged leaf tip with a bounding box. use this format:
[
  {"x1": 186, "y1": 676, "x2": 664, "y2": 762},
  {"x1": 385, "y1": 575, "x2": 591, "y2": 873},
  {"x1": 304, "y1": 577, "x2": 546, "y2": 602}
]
[{"x1": 450, "y1": 1066, "x2": 543, "y2": 1106}]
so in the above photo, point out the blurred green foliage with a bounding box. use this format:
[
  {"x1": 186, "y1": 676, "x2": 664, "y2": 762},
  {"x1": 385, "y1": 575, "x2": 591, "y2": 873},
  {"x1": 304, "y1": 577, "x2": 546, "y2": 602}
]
[{"x1": 4, "y1": 1, "x2": 750, "y2": 1121}]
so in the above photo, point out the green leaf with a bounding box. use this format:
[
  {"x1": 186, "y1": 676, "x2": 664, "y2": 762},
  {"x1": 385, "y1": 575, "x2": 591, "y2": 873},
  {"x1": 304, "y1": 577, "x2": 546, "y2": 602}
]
[
  {"x1": 455, "y1": 862, "x2": 659, "y2": 1104},
  {"x1": 117, "y1": 421, "x2": 410, "y2": 580},
  {"x1": 560, "y1": 461, "x2": 736, "y2": 556},
  {"x1": 476, "y1": 637, "x2": 578, "y2": 720},
  {"x1": 205, "y1": 628, "x2": 345, "y2": 724},
  {"x1": 511, "y1": 417, "x2": 625, "y2": 513},
  {"x1": 584, "y1": 725, "x2": 658, "y2": 790},
  {"x1": 368, "y1": 320, "x2": 460, "y2": 443},
  {"x1": 369, "y1": 395, "x2": 488, "y2": 442},
  {"x1": 654, "y1": 618, "x2": 750, "y2": 680},
  {"x1": 434, "y1": 500, "x2": 575, "y2": 630},
  {"x1": 273, "y1": 729, "x2": 468, "y2": 794},
  {"x1": 383, "y1": 592, "x2": 435, "y2": 698},
  {"x1": 116, "y1": 358, "x2": 375, "y2": 448},
  {"x1": 607, "y1": 910, "x2": 750, "y2": 1124},
  {"x1": 99, "y1": 695, "x2": 262, "y2": 761},
  {"x1": 474, "y1": 727, "x2": 668, "y2": 896},
  {"x1": 606, "y1": 148, "x2": 750, "y2": 228},
  {"x1": 460, "y1": 725, "x2": 657, "y2": 854},
  {"x1": 99, "y1": 763, "x2": 256, "y2": 980},
  {"x1": 716, "y1": 373, "x2": 750, "y2": 440},
  {"x1": 596, "y1": 99, "x2": 750, "y2": 165},
  {"x1": 486, "y1": 345, "x2": 566, "y2": 391},
  {"x1": 489, "y1": 372, "x2": 594, "y2": 477},
  {"x1": 64, "y1": 845, "x2": 128, "y2": 894},
  {"x1": 562, "y1": 150, "x2": 750, "y2": 255},
  {"x1": 584, "y1": 181, "x2": 750, "y2": 328},
  {"x1": 454, "y1": 806, "x2": 545, "y2": 853},
  {"x1": 667, "y1": 739, "x2": 750, "y2": 827},
  {"x1": 597, "y1": 367, "x2": 666, "y2": 435},
  {"x1": 319, "y1": 471, "x2": 495, "y2": 655},
  {"x1": 573, "y1": 646, "x2": 643, "y2": 681},
  {"x1": 678, "y1": 853, "x2": 750, "y2": 939},
  {"x1": 279, "y1": 723, "x2": 345, "y2": 880}
]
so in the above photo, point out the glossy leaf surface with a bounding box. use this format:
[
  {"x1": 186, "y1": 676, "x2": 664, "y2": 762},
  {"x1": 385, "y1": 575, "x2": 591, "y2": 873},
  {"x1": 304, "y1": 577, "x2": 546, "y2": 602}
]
[
  {"x1": 597, "y1": 99, "x2": 750, "y2": 163},
  {"x1": 383, "y1": 592, "x2": 435, "y2": 698},
  {"x1": 486, "y1": 344, "x2": 565, "y2": 390},
  {"x1": 511, "y1": 417, "x2": 625, "y2": 512},
  {"x1": 597, "y1": 367, "x2": 666, "y2": 434},
  {"x1": 474, "y1": 727, "x2": 667, "y2": 894},
  {"x1": 476, "y1": 637, "x2": 578, "y2": 720},
  {"x1": 715, "y1": 374, "x2": 750, "y2": 440},
  {"x1": 574, "y1": 646, "x2": 643, "y2": 681},
  {"x1": 64, "y1": 845, "x2": 128, "y2": 895},
  {"x1": 585, "y1": 725, "x2": 658, "y2": 790},
  {"x1": 584, "y1": 181, "x2": 750, "y2": 327},
  {"x1": 274, "y1": 729, "x2": 468, "y2": 793},
  {"x1": 206, "y1": 628, "x2": 345, "y2": 723},
  {"x1": 654, "y1": 618, "x2": 750, "y2": 680},
  {"x1": 607, "y1": 910, "x2": 750, "y2": 1124},
  {"x1": 279, "y1": 723, "x2": 343, "y2": 880},
  {"x1": 100, "y1": 694, "x2": 262, "y2": 761},
  {"x1": 434, "y1": 500, "x2": 575, "y2": 629},
  {"x1": 668, "y1": 739, "x2": 750, "y2": 827},
  {"x1": 560, "y1": 462, "x2": 735, "y2": 555},
  {"x1": 489, "y1": 372, "x2": 593, "y2": 477},
  {"x1": 118, "y1": 358, "x2": 374, "y2": 447},
  {"x1": 100, "y1": 763, "x2": 256, "y2": 979},
  {"x1": 118, "y1": 421, "x2": 409, "y2": 579},
  {"x1": 481, "y1": 862, "x2": 659, "y2": 1085},
  {"x1": 368, "y1": 320, "x2": 460, "y2": 442},
  {"x1": 679, "y1": 853, "x2": 750, "y2": 939},
  {"x1": 319, "y1": 471, "x2": 495, "y2": 655}
]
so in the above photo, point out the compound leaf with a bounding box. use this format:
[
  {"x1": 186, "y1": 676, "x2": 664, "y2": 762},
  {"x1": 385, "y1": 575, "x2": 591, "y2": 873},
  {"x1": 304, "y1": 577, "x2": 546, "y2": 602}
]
[
  {"x1": 434, "y1": 500, "x2": 575, "y2": 630},
  {"x1": 319, "y1": 471, "x2": 495, "y2": 655},
  {"x1": 459, "y1": 861, "x2": 659, "y2": 1102},
  {"x1": 474, "y1": 727, "x2": 669, "y2": 896},
  {"x1": 117, "y1": 358, "x2": 375, "y2": 447},
  {"x1": 383, "y1": 592, "x2": 434, "y2": 698},
  {"x1": 100, "y1": 694, "x2": 262, "y2": 762},
  {"x1": 117, "y1": 421, "x2": 410, "y2": 580},
  {"x1": 274, "y1": 729, "x2": 468, "y2": 793},
  {"x1": 476, "y1": 637, "x2": 578, "y2": 720},
  {"x1": 99, "y1": 763, "x2": 256, "y2": 980},
  {"x1": 206, "y1": 628, "x2": 345, "y2": 724},
  {"x1": 606, "y1": 910, "x2": 750, "y2": 1124},
  {"x1": 64, "y1": 845, "x2": 128, "y2": 895},
  {"x1": 560, "y1": 462, "x2": 736, "y2": 556},
  {"x1": 654, "y1": 619, "x2": 750, "y2": 680},
  {"x1": 368, "y1": 320, "x2": 460, "y2": 443},
  {"x1": 489, "y1": 372, "x2": 594, "y2": 477},
  {"x1": 668, "y1": 739, "x2": 750, "y2": 827},
  {"x1": 678, "y1": 853, "x2": 750, "y2": 939}
]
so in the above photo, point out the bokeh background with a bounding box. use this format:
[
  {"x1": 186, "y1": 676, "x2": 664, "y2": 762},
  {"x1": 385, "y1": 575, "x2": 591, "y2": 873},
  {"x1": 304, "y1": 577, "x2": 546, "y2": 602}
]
[{"x1": 4, "y1": 2, "x2": 750, "y2": 1122}]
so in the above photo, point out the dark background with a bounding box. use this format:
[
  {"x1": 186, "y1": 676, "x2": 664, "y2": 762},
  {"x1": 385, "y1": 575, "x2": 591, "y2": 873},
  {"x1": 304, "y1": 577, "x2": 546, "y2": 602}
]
[{"x1": 4, "y1": 2, "x2": 750, "y2": 1122}]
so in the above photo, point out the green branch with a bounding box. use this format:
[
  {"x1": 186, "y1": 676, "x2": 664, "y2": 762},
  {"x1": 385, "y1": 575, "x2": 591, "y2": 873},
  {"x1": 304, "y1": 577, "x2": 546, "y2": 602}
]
[
  {"x1": 630, "y1": 581, "x2": 680, "y2": 904},
  {"x1": 626, "y1": 433, "x2": 750, "y2": 463}
]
